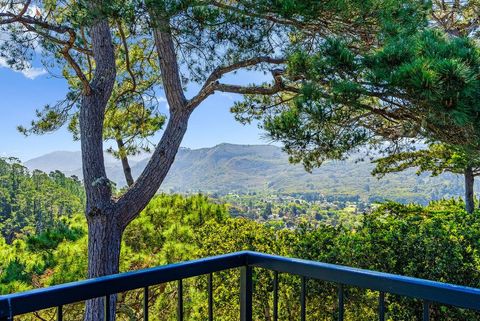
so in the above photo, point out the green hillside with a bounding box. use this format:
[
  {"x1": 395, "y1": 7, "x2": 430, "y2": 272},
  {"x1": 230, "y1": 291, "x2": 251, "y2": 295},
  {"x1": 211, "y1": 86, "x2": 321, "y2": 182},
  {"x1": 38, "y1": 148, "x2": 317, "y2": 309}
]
[
  {"x1": 158, "y1": 144, "x2": 467, "y2": 204},
  {"x1": 25, "y1": 144, "x2": 470, "y2": 204}
]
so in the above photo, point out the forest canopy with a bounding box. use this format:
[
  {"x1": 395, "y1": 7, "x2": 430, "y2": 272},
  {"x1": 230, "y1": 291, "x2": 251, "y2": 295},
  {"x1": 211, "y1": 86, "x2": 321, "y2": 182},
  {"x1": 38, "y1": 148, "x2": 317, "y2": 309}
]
[{"x1": 1, "y1": 190, "x2": 479, "y2": 320}]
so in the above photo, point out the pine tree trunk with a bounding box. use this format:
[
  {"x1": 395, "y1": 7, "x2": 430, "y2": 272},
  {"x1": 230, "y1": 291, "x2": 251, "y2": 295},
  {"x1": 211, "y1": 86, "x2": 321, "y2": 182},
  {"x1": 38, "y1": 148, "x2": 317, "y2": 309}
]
[
  {"x1": 465, "y1": 166, "x2": 474, "y2": 214},
  {"x1": 84, "y1": 211, "x2": 123, "y2": 321},
  {"x1": 80, "y1": 16, "x2": 117, "y2": 321},
  {"x1": 79, "y1": 8, "x2": 192, "y2": 320}
]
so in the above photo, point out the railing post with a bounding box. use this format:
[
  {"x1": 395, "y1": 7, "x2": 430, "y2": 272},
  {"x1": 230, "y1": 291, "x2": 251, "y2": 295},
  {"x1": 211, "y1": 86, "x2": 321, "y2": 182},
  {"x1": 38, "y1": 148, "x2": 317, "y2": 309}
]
[
  {"x1": 208, "y1": 273, "x2": 214, "y2": 321},
  {"x1": 177, "y1": 279, "x2": 183, "y2": 321},
  {"x1": 240, "y1": 266, "x2": 253, "y2": 321},
  {"x1": 104, "y1": 295, "x2": 111, "y2": 321},
  {"x1": 273, "y1": 271, "x2": 278, "y2": 321},
  {"x1": 378, "y1": 292, "x2": 385, "y2": 321},
  {"x1": 57, "y1": 305, "x2": 63, "y2": 321},
  {"x1": 337, "y1": 284, "x2": 344, "y2": 321},
  {"x1": 0, "y1": 299, "x2": 11, "y2": 321},
  {"x1": 423, "y1": 301, "x2": 430, "y2": 321},
  {"x1": 143, "y1": 286, "x2": 149, "y2": 321},
  {"x1": 300, "y1": 277, "x2": 306, "y2": 321}
]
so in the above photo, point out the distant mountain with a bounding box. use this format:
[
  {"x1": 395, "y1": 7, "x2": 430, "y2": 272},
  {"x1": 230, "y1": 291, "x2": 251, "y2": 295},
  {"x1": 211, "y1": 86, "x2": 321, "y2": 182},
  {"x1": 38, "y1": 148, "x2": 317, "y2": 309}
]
[
  {"x1": 25, "y1": 151, "x2": 123, "y2": 178},
  {"x1": 26, "y1": 151, "x2": 83, "y2": 174},
  {"x1": 25, "y1": 143, "x2": 470, "y2": 204}
]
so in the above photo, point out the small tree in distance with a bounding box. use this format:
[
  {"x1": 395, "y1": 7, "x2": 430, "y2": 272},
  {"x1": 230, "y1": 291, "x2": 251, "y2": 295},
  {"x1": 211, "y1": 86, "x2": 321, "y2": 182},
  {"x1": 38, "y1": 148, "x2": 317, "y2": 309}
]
[{"x1": 372, "y1": 144, "x2": 480, "y2": 213}]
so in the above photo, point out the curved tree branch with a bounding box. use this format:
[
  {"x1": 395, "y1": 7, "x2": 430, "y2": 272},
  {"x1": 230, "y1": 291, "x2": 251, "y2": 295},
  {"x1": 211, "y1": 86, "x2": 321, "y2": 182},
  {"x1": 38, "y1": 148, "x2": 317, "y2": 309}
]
[
  {"x1": 116, "y1": 11, "x2": 190, "y2": 226},
  {"x1": 151, "y1": 12, "x2": 187, "y2": 110},
  {"x1": 0, "y1": 13, "x2": 93, "y2": 55},
  {"x1": 214, "y1": 68, "x2": 299, "y2": 95},
  {"x1": 116, "y1": 20, "x2": 137, "y2": 94},
  {"x1": 187, "y1": 56, "x2": 286, "y2": 109},
  {"x1": 116, "y1": 109, "x2": 191, "y2": 227}
]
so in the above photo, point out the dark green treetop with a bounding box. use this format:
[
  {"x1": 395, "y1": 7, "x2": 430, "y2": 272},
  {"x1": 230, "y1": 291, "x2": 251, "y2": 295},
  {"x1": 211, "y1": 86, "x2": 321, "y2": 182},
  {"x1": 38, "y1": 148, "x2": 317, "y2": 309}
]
[{"x1": 234, "y1": 25, "x2": 480, "y2": 171}]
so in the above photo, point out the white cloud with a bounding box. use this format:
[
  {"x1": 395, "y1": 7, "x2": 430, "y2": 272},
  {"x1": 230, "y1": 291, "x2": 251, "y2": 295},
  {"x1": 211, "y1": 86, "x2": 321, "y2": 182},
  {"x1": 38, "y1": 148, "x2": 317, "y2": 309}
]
[
  {"x1": 0, "y1": 56, "x2": 47, "y2": 80},
  {"x1": 21, "y1": 66, "x2": 47, "y2": 79}
]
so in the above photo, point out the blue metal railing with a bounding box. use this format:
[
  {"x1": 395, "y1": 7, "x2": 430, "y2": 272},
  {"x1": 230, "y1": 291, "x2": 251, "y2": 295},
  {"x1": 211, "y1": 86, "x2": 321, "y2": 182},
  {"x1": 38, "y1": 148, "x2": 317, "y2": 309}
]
[{"x1": 1, "y1": 251, "x2": 480, "y2": 320}]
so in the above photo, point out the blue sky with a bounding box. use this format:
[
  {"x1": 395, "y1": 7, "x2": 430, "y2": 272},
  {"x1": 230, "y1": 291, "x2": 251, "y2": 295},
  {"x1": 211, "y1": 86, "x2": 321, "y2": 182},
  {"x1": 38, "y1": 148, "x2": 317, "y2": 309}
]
[{"x1": 0, "y1": 65, "x2": 270, "y2": 162}]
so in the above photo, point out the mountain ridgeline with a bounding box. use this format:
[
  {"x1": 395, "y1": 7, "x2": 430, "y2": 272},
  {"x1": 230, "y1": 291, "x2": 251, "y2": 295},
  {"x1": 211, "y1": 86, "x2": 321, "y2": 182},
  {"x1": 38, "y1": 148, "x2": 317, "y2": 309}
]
[{"x1": 25, "y1": 144, "x2": 471, "y2": 205}]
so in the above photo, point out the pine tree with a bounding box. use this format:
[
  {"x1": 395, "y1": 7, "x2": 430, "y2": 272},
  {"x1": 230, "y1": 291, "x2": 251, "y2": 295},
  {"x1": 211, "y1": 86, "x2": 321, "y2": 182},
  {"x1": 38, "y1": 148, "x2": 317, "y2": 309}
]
[{"x1": 373, "y1": 144, "x2": 480, "y2": 213}]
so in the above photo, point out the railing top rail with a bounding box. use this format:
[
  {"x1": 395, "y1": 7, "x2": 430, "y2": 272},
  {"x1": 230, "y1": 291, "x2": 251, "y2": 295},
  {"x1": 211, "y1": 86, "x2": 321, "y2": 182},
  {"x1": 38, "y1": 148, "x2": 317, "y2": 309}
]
[
  {"x1": 0, "y1": 251, "x2": 247, "y2": 318},
  {"x1": 247, "y1": 251, "x2": 480, "y2": 311},
  {"x1": 1, "y1": 250, "x2": 480, "y2": 318}
]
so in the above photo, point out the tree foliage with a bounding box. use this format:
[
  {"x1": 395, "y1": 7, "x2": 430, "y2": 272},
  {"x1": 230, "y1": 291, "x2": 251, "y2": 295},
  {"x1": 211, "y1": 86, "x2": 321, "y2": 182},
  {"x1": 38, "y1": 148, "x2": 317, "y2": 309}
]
[
  {"x1": 2, "y1": 194, "x2": 480, "y2": 320},
  {"x1": 0, "y1": 158, "x2": 85, "y2": 244},
  {"x1": 372, "y1": 144, "x2": 480, "y2": 177},
  {"x1": 233, "y1": 3, "x2": 480, "y2": 171}
]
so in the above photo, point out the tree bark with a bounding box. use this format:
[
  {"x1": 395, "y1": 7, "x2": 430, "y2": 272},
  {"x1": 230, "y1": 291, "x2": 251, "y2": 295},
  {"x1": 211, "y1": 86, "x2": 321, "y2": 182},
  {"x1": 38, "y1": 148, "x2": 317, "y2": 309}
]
[
  {"x1": 80, "y1": 18, "x2": 116, "y2": 213},
  {"x1": 116, "y1": 110, "x2": 191, "y2": 227},
  {"x1": 465, "y1": 166, "x2": 474, "y2": 214},
  {"x1": 81, "y1": 9, "x2": 192, "y2": 320},
  {"x1": 84, "y1": 213, "x2": 123, "y2": 321},
  {"x1": 115, "y1": 10, "x2": 191, "y2": 227},
  {"x1": 1, "y1": 2, "x2": 293, "y2": 321},
  {"x1": 80, "y1": 15, "x2": 117, "y2": 321}
]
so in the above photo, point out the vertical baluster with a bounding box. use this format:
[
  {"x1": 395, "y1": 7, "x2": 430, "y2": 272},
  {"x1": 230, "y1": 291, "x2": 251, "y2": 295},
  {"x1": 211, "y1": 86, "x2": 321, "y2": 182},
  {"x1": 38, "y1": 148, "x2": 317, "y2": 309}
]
[
  {"x1": 57, "y1": 305, "x2": 63, "y2": 321},
  {"x1": 300, "y1": 276, "x2": 306, "y2": 321},
  {"x1": 337, "y1": 284, "x2": 344, "y2": 321},
  {"x1": 144, "y1": 286, "x2": 149, "y2": 321},
  {"x1": 378, "y1": 292, "x2": 385, "y2": 321},
  {"x1": 423, "y1": 301, "x2": 430, "y2": 321},
  {"x1": 273, "y1": 271, "x2": 278, "y2": 321},
  {"x1": 178, "y1": 279, "x2": 183, "y2": 321},
  {"x1": 208, "y1": 273, "x2": 213, "y2": 321},
  {"x1": 240, "y1": 266, "x2": 253, "y2": 321},
  {"x1": 104, "y1": 295, "x2": 111, "y2": 321}
]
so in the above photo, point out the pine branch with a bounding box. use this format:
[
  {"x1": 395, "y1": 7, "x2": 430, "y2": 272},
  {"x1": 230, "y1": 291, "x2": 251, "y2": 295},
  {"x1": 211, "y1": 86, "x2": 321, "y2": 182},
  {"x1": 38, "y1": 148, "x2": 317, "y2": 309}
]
[{"x1": 188, "y1": 56, "x2": 286, "y2": 109}]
